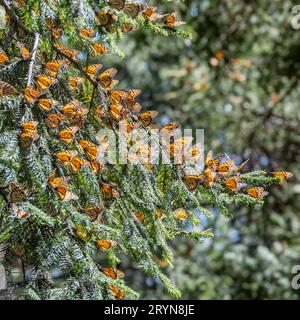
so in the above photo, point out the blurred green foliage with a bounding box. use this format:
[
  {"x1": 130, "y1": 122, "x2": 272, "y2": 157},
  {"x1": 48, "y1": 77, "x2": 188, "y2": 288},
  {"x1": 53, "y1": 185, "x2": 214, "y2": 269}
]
[{"x1": 104, "y1": 0, "x2": 300, "y2": 299}]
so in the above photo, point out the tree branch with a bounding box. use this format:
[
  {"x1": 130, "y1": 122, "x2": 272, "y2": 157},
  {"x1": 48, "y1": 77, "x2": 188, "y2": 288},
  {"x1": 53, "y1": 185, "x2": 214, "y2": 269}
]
[
  {"x1": 0, "y1": 0, "x2": 34, "y2": 36},
  {"x1": 27, "y1": 33, "x2": 40, "y2": 87}
]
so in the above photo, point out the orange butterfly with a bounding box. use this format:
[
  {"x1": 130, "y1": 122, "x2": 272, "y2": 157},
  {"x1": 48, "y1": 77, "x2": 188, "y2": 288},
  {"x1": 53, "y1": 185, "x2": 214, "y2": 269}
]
[
  {"x1": 76, "y1": 225, "x2": 89, "y2": 241},
  {"x1": 224, "y1": 176, "x2": 245, "y2": 192},
  {"x1": 89, "y1": 160, "x2": 105, "y2": 173},
  {"x1": 182, "y1": 174, "x2": 202, "y2": 191},
  {"x1": 246, "y1": 187, "x2": 268, "y2": 199},
  {"x1": 21, "y1": 121, "x2": 38, "y2": 134},
  {"x1": 160, "y1": 121, "x2": 179, "y2": 136},
  {"x1": 48, "y1": 169, "x2": 69, "y2": 189},
  {"x1": 9, "y1": 182, "x2": 27, "y2": 203},
  {"x1": 62, "y1": 100, "x2": 88, "y2": 119},
  {"x1": 68, "y1": 76, "x2": 83, "y2": 91},
  {"x1": 201, "y1": 167, "x2": 217, "y2": 187},
  {"x1": 134, "y1": 211, "x2": 145, "y2": 224},
  {"x1": 138, "y1": 111, "x2": 158, "y2": 126},
  {"x1": 272, "y1": 171, "x2": 293, "y2": 183},
  {"x1": 96, "y1": 10, "x2": 117, "y2": 27},
  {"x1": 173, "y1": 208, "x2": 189, "y2": 221},
  {"x1": 56, "y1": 183, "x2": 79, "y2": 201},
  {"x1": 108, "y1": 285, "x2": 125, "y2": 300},
  {"x1": 17, "y1": 42, "x2": 31, "y2": 60},
  {"x1": 84, "y1": 64, "x2": 103, "y2": 79},
  {"x1": 69, "y1": 156, "x2": 86, "y2": 173},
  {"x1": 100, "y1": 181, "x2": 120, "y2": 203},
  {"x1": 37, "y1": 98, "x2": 58, "y2": 112},
  {"x1": 35, "y1": 75, "x2": 57, "y2": 91},
  {"x1": 96, "y1": 239, "x2": 117, "y2": 251},
  {"x1": 23, "y1": 86, "x2": 42, "y2": 104},
  {"x1": 164, "y1": 12, "x2": 186, "y2": 28},
  {"x1": 205, "y1": 150, "x2": 222, "y2": 169},
  {"x1": 142, "y1": 6, "x2": 164, "y2": 21},
  {"x1": 19, "y1": 132, "x2": 39, "y2": 149},
  {"x1": 122, "y1": 89, "x2": 141, "y2": 110},
  {"x1": 109, "y1": 90, "x2": 128, "y2": 104},
  {"x1": 58, "y1": 126, "x2": 79, "y2": 145},
  {"x1": 101, "y1": 268, "x2": 124, "y2": 279},
  {"x1": 79, "y1": 140, "x2": 99, "y2": 161},
  {"x1": 47, "y1": 19, "x2": 62, "y2": 39},
  {"x1": 0, "y1": 81, "x2": 18, "y2": 96},
  {"x1": 79, "y1": 29, "x2": 97, "y2": 38},
  {"x1": 110, "y1": 104, "x2": 126, "y2": 121},
  {"x1": 56, "y1": 150, "x2": 78, "y2": 166},
  {"x1": 96, "y1": 68, "x2": 118, "y2": 89},
  {"x1": 92, "y1": 43, "x2": 109, "y2": 56},
  {"x1": 121, "y1": 23, "x2": 136, "y2": 33},
  {"x1": 45, "y1": 113, "x2": 65, "y2": 128},
  {"x1": 0, "y1": 49, "x2": 9, "y2": 64},
  {"x1": 44, "y1": 60, "x2": 64, "y2": 77},
  {"x1": 83, "y1": 206, "x2": 104, "y2": 222},
  {"x1": 124, "y1": 3, "x2": 145, "y2": 18},
  {"x1": 54, "y1": 43, "x2": 79, "y2": 61},
  {"x1": 217, "y1": 160, "x2": 236, "y2": 176}
]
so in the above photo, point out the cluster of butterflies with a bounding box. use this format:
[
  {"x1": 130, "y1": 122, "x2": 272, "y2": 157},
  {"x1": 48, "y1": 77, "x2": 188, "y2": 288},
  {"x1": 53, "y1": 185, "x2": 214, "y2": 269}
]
[
  {"x1": 96, "y1": 0, "x2": 185, "y2": 34},
  {"x1": 182, "y1": 150, "x2": 293, "y2": 199}
]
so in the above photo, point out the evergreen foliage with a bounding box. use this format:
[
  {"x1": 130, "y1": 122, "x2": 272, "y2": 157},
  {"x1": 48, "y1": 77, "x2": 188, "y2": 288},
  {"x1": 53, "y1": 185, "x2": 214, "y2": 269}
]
[{"x1": 0, "y1": 0, "x2": 292, "y2": 300}]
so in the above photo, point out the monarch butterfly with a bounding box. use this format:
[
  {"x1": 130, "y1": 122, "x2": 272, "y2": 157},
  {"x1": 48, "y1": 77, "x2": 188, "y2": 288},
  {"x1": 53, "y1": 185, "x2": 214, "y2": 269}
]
[
  {"x1": 108, "y1": 0, "x2": 125, "y2": 11},
  {"x1": 62, "y1": 100, "x2": 83, "y2": 117},
  {"x1": 17, "y1": 42, "x2": 31, "y2": 60},
  {"x1": 233, "y1": 159, "x2": 249, "y2": 173},
  {"x1": 182, "y1": 175, "x2": 202, "y2": 191},
  {"x1": 109, "y1": 90, "x2": 128, "y2": 104},
  {"x1": 89, "y1": 160, "x2": 104, "y2": 173},
  {"x1": 100, "y1": 182, "x2": 120, "y2": 203},
  {"x1": 44, "y1": 60, "x2": 64, "y2": 77},
  {"x1": 12, "y1": 203, "x2": 28, "y2": 219},
  {"x1": 76, "y1": 225, "x2": 89, "y2": 241},
  {"x1": 68, "y1": 76, "x2": 83, "y2": 90},
  {"x1": 84, "y1": 64, "x2": 103, "y2": 79},
  {"x1": 160, "y1": 121, "x2": 179, "y2": 135},
  {"x1": 108, "y1": 285, "x2": 126, "y2": 300},
  {"x1": 122, "y1": 89, "x2": 141, "y2": 109},
  {"x1": 9, "y1": 182, "x2": 27, "y2": 203},
  {"x1": 202, "y1": 167, "x2": 217, "y2": 187},
  {"x1": 134, "y1": 211, "x2": 144, "y2": 223},
  {"x1": 271, "y1": 171, "x2": 293, "y2": 183},
  {"x1": 101, "y1": 268, "x2": 124, "y2": 279},
  {"x1": 138, "y1": 111, "x2": 158, "y2": 126},
  {"x1": 0, "y1": 49, "x2": 9, "y2": 64},
  {"x1": 58, "y1": 126, "x2": 79, "y2": 145},
  {"x1": 56, "y1": 150, "x2": 78, "y2": 166},
  {"x1": 109, "y1": 104, "x2": 126, "y2": 121},
  {"x1": 142, "y1": 6, "x2": 164, "y2": 21},
  {"x1": 217, "y1": 160, "x2": 236, "y2": 176},
  {"x1": 205, "y1": 150, "x2": 222, "y2": 169},
  {"x1": 45, "y1": 113, "x2": 65, "y2": 128},
  {"x1": 35, "y1": 75, "x2": 57, "y2": 91},
  {"x1": 55, "y1": 183, "x2": 79, "y2": 201},
  {"x1": 83, "y1": 206, "x2": 104, "y2": 222},
  {"x1": 163, "y1": 12, "x2": 186, "y2": 27},
  {"x1": 69, "y1": 156, "x2": 86, "y2": 173},
  {"x1": 96, "y1": 10, "x2": 117, "y2": 27},
  {"x1": 173, "y1": 208, "x2": 189, "y2": 221},
  {"x1": 0, "y1": 81, "x2": 18, "y2": 96},
  {"x1": 47, "y1": 19, "x2": 62, "y2": 39},
  {"x1": 224, "y1": 176, "x2": 245, "y2": 192},
  {"x1": 121, "y1": 23, "x2": 136, "y2": 33},
  {"x1": 19, "y1": 132, "x2": 36, "y2": 149},
  {"x1": 23, "y1": 86, "x2": 42, "y2": 104},
  {"x1": 37, "y1": 98, "x2": 58, "y2": 112},
  {"x1": 21, "y1": 121, "x2": 39, "y2": 134},
  {"x1": 79, "y1": 29, "x2": 97, "y2": 38},
  {"x1": 79, "y1": 140, "x2": 99, "y2": 161},
  {"x1": 48, "y1": 169, "x2": 69, "y2": 189},
  {"x1": 124, "y1": 3, "x2": 145, "y2": 19},
  {"x1": 96, "y1": 68, "x2": 118, "y2": 89},
  {"x1": 246, "y1": 187, "x2": 268, "y2": 199},
  {"x1": 54, "y1": 43, "x2": 79, "y2": 61},
  {"x1": 96, "y1": 239, "x2": 117, "y2": 251},
  {"x1": 92, "y1": 43, "x2": 109, "y2": 56}
]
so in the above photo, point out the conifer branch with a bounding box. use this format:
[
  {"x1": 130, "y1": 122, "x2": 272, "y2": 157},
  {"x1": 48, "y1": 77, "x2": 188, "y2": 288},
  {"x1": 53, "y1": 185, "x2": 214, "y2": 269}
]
[{"x1": 27, "y1": 33, "x2": 40, "y2": 87}]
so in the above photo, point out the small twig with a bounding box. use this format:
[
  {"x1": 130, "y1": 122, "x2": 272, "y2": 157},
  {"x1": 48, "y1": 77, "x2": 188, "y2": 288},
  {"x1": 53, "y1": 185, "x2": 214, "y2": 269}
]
[{"x1": 27, "y1": 33, "x2": 40, "y2": 87}]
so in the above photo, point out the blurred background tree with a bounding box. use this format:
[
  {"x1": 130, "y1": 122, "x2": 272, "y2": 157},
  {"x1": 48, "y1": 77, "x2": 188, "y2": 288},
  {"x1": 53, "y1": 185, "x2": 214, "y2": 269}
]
[{"x1": 102, "y1": 0, "x2": 300, "y2": 299}]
